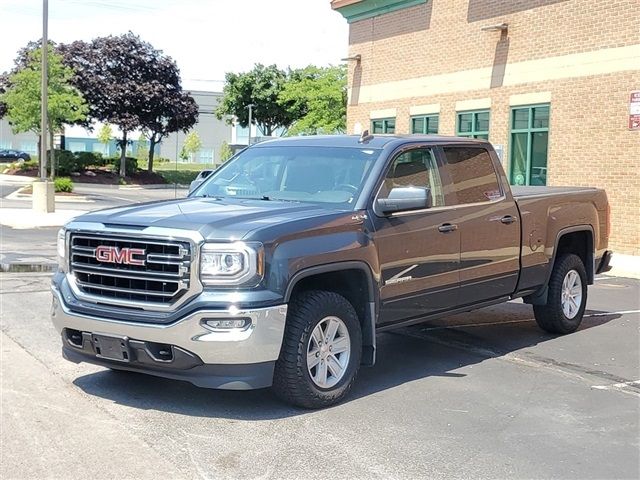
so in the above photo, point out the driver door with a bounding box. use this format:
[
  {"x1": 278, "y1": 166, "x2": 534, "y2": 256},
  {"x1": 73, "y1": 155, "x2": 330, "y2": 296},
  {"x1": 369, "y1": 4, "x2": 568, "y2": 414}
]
[{"x1": 370, "y1": 146, "x2": 460, "y2": 325}]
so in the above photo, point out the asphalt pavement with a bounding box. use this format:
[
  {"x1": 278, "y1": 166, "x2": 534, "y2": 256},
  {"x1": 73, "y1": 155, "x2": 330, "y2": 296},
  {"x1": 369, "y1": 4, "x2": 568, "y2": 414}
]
[{"x1": 1, "y1": 273, "x2": 638, "y2": 479}]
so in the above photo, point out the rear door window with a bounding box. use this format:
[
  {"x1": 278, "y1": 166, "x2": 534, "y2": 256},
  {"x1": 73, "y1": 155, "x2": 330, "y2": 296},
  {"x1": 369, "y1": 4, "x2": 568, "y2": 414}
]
[{"x1": 442, "y1": 147, "x2": 502, "y2": 204}]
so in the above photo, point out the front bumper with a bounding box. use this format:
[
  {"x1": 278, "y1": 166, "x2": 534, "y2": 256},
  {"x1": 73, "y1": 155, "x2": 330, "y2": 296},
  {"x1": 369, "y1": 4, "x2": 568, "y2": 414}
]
[{"x1": 51, "y1": 284, "x2": 287, "y2": 390}]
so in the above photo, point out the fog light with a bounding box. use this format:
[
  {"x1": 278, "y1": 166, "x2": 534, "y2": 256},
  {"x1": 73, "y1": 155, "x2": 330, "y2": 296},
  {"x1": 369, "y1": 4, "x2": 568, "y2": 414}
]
[{"x1": 203, "y1": 318, "x2": 248, "y2": 330}]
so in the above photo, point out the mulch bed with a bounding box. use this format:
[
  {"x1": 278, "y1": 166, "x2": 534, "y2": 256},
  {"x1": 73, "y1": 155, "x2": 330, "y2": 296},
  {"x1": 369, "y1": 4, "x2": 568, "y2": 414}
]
[{"x1": 2, "y1": 167, "x2": 167, "y2": 185}]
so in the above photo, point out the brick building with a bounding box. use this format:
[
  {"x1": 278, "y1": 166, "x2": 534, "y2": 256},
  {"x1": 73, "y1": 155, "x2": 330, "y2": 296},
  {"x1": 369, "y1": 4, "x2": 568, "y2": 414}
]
[{"x1": 331, "y1": 0, "x2": 640, "y2": 255}]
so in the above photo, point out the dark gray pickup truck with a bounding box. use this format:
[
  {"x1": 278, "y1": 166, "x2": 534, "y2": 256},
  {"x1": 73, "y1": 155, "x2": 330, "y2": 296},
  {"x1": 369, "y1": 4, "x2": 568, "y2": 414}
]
[{"x1": 52, "y1": 134, "x2": 612, "y2": 408}]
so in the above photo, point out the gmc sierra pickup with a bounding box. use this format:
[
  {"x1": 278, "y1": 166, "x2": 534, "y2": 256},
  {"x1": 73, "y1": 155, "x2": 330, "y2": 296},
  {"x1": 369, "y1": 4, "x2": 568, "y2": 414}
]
[{"x1": 52, "y1": 134, "x2": 612, "y2": 408}]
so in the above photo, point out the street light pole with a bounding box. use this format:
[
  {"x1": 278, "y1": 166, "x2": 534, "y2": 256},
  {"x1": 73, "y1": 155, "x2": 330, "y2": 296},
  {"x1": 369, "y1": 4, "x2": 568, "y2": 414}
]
[
  {"x1": 40, "y1": 0, "x2": 48, "y2": 180},
  {"x1": 246, "y1": 104, "x2": 255, "y2": 146},
  {"x1": 33, "y1": 0, "x2": 54, "y2": 213}
]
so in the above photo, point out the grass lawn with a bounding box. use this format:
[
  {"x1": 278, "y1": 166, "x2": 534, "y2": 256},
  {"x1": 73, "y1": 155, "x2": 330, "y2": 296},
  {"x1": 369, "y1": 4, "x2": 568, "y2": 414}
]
[{"x1": 139, "y1": 161, "x2": 215, "y2": 172}]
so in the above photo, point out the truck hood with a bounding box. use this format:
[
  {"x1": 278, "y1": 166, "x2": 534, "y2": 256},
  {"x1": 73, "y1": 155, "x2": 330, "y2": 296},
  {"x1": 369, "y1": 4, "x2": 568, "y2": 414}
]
[{"x1": 74, "y1": 197, "x2": 354, "y2": 240}]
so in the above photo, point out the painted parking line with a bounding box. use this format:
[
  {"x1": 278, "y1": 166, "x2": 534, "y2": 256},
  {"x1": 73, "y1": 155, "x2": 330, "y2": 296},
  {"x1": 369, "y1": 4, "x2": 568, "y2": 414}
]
[{"x1": 591, "y1": 380, "x2": 640, "y2": 396}]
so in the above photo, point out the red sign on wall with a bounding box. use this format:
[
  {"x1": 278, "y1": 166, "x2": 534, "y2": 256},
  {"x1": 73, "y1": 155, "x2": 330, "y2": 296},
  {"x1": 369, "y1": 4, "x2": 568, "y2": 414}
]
[{"x1": 630, "y1": 91, "x2": 640, "y2": 130}]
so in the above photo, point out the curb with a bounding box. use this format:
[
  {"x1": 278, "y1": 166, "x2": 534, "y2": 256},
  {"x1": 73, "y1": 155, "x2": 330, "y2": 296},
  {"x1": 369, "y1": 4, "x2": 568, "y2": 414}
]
[
  {"x1": 1, "y1": 262, "x2": 57, "y2": 273},
  {"x1": 118, "y1": 183, "x2": 190, "y2": 190},
  {"x1": 5, "y1": 189, "x2": 94, "y2": 203}
]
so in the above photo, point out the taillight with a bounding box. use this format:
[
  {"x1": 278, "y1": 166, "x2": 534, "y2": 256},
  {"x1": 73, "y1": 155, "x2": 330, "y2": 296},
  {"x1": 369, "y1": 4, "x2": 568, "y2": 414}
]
[{"x1": 606, "y1": 203, "x2": 611, "y2": 239}]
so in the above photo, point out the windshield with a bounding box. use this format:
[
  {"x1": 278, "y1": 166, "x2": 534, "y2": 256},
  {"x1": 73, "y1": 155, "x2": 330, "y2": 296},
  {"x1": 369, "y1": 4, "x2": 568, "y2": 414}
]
[{"x1": 193, "y1": 145, "x2": 380, "y2": 208}]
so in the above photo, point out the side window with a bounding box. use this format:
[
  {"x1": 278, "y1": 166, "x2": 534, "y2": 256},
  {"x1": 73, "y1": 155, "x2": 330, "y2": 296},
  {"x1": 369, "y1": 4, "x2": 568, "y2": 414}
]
[
  {"x1": 379, "y1": 148, "x2": 445, "y2": 207},
  {"x1": 442, "y1": 147, "x2": 502, "y2": 205}
]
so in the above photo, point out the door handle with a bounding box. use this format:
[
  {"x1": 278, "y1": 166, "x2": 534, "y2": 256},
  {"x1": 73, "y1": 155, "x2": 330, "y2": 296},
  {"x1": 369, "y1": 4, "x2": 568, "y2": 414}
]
[
  {"x1": 500, "y1": 215, "x2": 517, "y2": 225},
  {"x1": 438, "y1": 223, "x2": 458, "y2": 233}
]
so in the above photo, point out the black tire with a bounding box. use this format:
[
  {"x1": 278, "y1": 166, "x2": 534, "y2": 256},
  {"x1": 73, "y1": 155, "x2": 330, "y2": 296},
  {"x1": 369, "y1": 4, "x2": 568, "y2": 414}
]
[
  {"x1": 534, "y1": 253, "x2": 588, "y2": 334},
  {"x1": 272, "y1": 290, "x2": 362, "y2": 409}
]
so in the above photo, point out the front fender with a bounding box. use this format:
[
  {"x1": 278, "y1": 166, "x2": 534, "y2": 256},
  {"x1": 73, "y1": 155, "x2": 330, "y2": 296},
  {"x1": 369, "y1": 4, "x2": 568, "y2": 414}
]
[{"x1": 265, "y1": 228, "x2": 380, "y2": 299}]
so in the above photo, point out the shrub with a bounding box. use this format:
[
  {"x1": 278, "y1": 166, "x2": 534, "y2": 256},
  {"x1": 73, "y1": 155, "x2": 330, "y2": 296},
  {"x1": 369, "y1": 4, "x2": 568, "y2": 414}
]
[
  {"x1": 158, "y1": 170, "x2": 199, "y2": 185},
  {"x1": 54, "y1": 177, "x2": 74, "y2": 193},
  {"x1": 112, "y1": 156, "x2": 138, "y2": 176},
  {"x1": 18, "y1": 160, "x2": 39, "y2": 171},
  {"x1": 155, "y1": 157, "x2": 171, "y2": 164},
  {"x1": 75, "y1": 151, "x2": 105, "y2": 169},
  {"x1": 52, "y1": 150, "x2": 76, "y2": 176}
]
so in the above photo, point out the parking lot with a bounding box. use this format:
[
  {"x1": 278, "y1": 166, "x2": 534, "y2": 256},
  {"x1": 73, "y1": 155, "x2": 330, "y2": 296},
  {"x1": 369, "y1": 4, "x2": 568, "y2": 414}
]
[{"x1": 1, "y1": 271, "x2": 638, "y2": 479}]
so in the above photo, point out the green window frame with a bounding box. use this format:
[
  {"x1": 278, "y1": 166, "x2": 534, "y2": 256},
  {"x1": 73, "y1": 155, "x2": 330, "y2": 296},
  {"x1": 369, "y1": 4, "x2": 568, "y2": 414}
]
[
  {"x1": 411, "y1": 114, "x2": 439, "y2": 134},
  {"x1": 456, "y1": 110, "x2": 490, "y2": 140},
  {"x1": 509, "y1": 104, "x2": 550, "y2": 186},
  {"x1": 371, "y1": 118, "x2": 395, "y2": 134}
]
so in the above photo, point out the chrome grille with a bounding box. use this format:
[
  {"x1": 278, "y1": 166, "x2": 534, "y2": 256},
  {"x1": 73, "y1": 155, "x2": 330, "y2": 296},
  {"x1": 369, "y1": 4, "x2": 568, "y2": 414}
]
[{"x1": 69, "y1": 234, "x2": 191, "y2": 305}]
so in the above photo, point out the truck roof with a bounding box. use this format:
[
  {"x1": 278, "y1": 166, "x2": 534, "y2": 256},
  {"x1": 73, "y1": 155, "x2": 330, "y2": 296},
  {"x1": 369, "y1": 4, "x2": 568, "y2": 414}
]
[{"x1": 253, "y1": 134, "x2": 490, "y2": 150}]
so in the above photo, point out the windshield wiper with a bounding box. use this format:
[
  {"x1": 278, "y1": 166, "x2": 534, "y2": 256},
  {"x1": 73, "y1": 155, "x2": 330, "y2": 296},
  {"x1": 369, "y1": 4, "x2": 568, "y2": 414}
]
[{"x1": 228, "y1": 195, "x2": 272, "y2": 201}]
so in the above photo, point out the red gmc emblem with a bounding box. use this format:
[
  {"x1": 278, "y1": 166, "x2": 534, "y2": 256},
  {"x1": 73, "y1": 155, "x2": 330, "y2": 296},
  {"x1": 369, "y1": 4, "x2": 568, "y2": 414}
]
[{"x1": 95, "y1": 246, "x2": 146, "y2": 266}]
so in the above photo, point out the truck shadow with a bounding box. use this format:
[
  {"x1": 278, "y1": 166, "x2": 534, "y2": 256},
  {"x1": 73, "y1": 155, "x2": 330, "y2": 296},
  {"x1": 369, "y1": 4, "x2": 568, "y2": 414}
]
[{"x1": 72, "y1": 303, "x2": 621, "y2": 420}]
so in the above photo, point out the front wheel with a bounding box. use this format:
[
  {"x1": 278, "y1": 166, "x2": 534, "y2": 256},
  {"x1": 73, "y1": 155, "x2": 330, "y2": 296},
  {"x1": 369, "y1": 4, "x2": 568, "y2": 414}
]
[
  {"x1": 534, "y1": 254, "x2": 588, "y2": 334},
  {"x1": 272, "y1": 290, "x2": 362, "y2": 409}
]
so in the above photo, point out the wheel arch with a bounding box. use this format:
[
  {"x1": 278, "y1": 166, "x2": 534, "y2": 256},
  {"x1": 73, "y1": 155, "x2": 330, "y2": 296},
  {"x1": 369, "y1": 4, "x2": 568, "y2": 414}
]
[
  {"x1": 284, "y1": 261, "x2": 378, "y2": 366},
  {"x1": 550, "y1": 226, "x2": 595, "y2": 284},
  {"x1": 524, "y1": 225, "x2": 594, "y2": 305}
]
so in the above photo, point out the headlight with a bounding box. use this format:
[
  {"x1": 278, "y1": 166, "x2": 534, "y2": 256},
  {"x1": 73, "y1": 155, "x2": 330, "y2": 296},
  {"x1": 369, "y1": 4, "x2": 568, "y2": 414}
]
[
  {"x1": 57, "y1": 228, "x2": 67, "y2": 270},
  {"x1": 200, "y1": 242, "x2": 262, "y2": 286}
]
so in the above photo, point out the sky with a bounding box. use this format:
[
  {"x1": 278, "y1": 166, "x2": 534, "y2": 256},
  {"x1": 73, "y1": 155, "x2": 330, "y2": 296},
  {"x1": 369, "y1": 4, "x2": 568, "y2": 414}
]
[{"x1": 0, "y1": 0, "x2": 349, "y2": 91}]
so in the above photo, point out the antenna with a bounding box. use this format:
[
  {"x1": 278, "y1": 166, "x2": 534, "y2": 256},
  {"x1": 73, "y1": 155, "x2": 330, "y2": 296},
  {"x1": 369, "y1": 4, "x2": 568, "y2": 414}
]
[{"x1": 359, "y1": 129, "x2": 374, "y2": 144}]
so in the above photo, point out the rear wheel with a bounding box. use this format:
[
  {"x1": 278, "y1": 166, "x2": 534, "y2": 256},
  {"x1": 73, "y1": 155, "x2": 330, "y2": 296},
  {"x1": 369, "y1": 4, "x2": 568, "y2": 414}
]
[
  {"x1": 534, "y1": 254, "x2": 588, "y2": 334},
  {"x1": 272, "y1": 290, "x2": 362, "y2": 409}
]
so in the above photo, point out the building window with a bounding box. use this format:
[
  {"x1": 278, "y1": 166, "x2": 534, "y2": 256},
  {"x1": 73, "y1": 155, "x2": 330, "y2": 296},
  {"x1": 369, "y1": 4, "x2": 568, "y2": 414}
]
[
  {"x1": 68, "y1": 141, "x2": 86, "y2": 152},
  {"x1": 509, "y1": 104, "x2": 550, "y2": 186},
  {"x1": 0, "y1": 141, "x2": 12, "y2": 149},
  {"x1": 235, "y1": 125, "x2": 250, "y2": 144},
  {"x1": 371, "y1": 118, "x2": 395, "y2": 134},
  {"x1": 456, "y1": 110, "x2": 490, "y2": 139},
  {"x1": 93, "y1": 143, "x2": 108, "y2": 155},
  {"x1": 411, "y1": 115, "x2": 439, "y2": 134},
  {"x1": 199, "y1": 148, "x2": 214, "y2": 164},
  {"x1": 20, "y1": 142, "x2": 37, "y2": 154}
]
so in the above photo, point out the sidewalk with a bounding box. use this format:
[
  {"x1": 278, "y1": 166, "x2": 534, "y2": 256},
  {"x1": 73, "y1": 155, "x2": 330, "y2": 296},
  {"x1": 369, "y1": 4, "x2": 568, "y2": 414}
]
[
  {"x1": 608, "y1": 253, "x2": 640, "y2": 280},
  {"x1": 0, "y1": 208, "x2": 84, "y2": 229},
  {"x1": 0, "y1": 173, "x2": 36, "y2": 184}
]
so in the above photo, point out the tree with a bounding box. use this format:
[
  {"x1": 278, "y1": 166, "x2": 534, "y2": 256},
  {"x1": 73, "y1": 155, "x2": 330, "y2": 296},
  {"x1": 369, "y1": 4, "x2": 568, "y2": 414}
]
[
  {"x1": 97, "y1": 123, "x2": 113, "y2": 155},
  {"x1": 136, "y1": 132, "x2": 149, "y2": 162},
  {"x1": 280, "y1": 65, "x2": 347, "y2": 136},
  {"x1": 0, "y1": 39, "x2": 58, "y2": 121},
  {"x1": 219, "y1": 141, "x2": 233, "y2": 163},
  {"x1": 144, "y1": 90, "x2": 198, "y2": 172},
  {"x1": 216, "y1": 64, "x2": 296, "y2": 137},
  {"x1": 181, "y1": 131, "x2": 201, "y2": 162},
  {"x1": 61, "y1": 32, "x2": 186, "y2": 177},
  {"x1": 0, "y1": 46, "x2": 88, "y2": 177}
]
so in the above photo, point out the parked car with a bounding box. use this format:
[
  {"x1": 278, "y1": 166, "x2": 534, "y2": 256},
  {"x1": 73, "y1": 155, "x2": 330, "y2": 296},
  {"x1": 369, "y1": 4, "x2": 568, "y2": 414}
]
[
  {"x1": 51, "y1": 134, "x2": 612, "y2": 408},
  {"x1": 0, "y1": 149, "x2": 31, "y2": 161},
  {"x1": 188, "y1": 169, "x2": 215, "y2": 193}
]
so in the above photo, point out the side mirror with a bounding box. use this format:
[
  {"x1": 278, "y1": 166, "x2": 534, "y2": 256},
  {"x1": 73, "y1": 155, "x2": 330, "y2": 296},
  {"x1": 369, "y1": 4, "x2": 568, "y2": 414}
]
[{"x1": 376, "y1": 187, "x2": 432, "y2": 215}]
